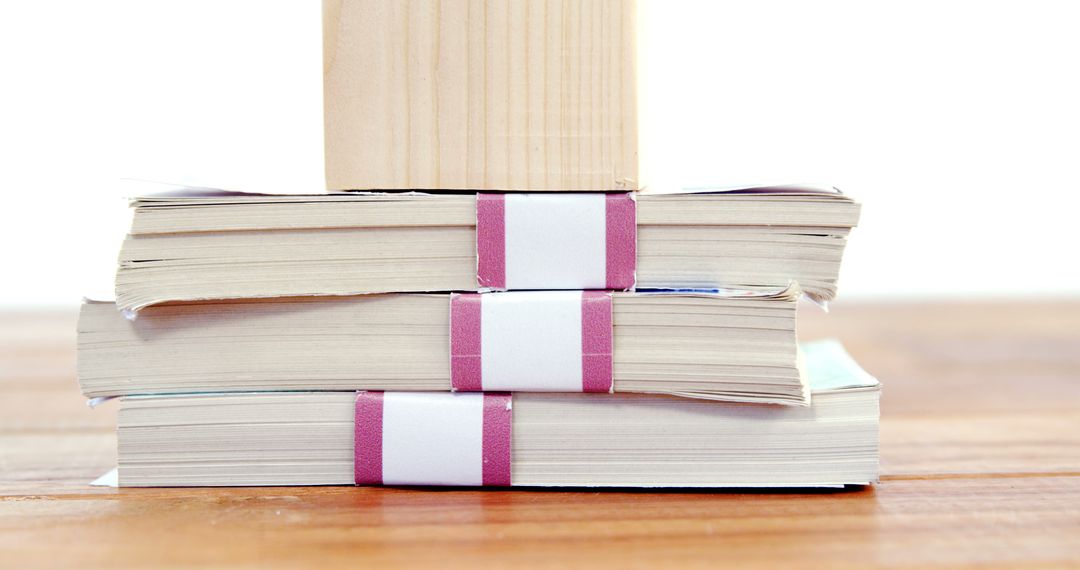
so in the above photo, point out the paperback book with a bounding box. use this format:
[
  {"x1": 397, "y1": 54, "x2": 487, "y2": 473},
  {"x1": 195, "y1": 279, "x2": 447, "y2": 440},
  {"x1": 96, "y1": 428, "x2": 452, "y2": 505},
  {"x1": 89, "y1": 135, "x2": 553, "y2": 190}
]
[
  {"x1": 79, "y1": 288, "x2": 808, "y2": 405},
  {"x1": 113, "y1": 341, "x2": 879, "y2": 488},
  {"x1": 115, "y1": 186, "x2": 859, "y2": 313}
]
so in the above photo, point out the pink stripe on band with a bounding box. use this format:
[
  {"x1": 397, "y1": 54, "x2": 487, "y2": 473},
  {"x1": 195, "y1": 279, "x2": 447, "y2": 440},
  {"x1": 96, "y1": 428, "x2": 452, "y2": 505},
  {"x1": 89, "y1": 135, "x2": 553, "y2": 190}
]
[
  {"x1": 354, "y1": 391, "x2": 384, "y2": 485},
  {"x1": 605, "y1": 194, "x2": 637, "y2": 290},
  {"x1": 450, "y1": 293, "x2": 483, "y2": 391},
  {"x1": 475, "y1": 194, "x2": 506, "y2": 289},
  {"x1": 482, "y1": 393, "x2": 513, "y2": 486},
  {"x1": 581, "y1": 291, "x2": 614, "y2": 392}
]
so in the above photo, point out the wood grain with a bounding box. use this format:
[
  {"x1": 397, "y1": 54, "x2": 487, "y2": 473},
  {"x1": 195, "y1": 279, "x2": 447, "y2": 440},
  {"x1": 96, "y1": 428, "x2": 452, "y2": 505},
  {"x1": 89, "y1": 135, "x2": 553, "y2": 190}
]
[
  {"x1": 2, "y1": 302, "x2": 1079, "y2": 568},
  {"x1": 323, "y1": 0, "x2": 637, "y2": 191}
]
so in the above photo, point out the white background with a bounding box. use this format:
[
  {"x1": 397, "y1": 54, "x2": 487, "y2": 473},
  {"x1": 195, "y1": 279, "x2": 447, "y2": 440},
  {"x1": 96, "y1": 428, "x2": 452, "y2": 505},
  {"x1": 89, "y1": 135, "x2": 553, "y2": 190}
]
[{"x1": 1, "y1": 0, "x2": 1078, "y2": 308}]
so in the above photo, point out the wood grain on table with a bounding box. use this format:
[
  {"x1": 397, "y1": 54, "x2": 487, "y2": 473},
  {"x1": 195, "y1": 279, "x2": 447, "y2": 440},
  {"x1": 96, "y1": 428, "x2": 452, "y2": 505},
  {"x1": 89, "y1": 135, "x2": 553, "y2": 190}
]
[{"x1": 1, "y1": 301, "x2": 1078, "y2": 568}]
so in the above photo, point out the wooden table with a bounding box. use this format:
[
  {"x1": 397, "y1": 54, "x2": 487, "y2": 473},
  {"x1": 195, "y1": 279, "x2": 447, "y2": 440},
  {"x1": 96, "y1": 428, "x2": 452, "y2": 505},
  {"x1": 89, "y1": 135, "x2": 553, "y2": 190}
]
[{"x1": 2, "y1": 302, "x2": 1078, "y2": 568}]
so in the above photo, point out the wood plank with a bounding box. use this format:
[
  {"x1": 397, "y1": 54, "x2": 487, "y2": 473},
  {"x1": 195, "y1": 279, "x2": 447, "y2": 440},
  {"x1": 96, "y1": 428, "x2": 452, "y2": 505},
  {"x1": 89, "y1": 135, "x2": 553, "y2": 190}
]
[
  {"x1": 0, "y1": 310, "x2": 113, "y2": 433},
  {"x1": 0, "y1": 385, "x2": 115, "y2": 433},
  {"x1": 883, "y1": 412, "x2": 1080, "y2": 477},
  {"x1": 799, "y1": 300, "x2": 1080, "y2": 414},
  {"x1": 323, "y1": 0, "x2": 637, "y2": 191},
  {"x1": 0, "y1": 433, "x2": 115, "y2": 495},
  {"x1": 0, "y1": 310, "x2": 76, "y2": 386},
  {"x1": 0, "y1": 477, "x2": 1077, "y2": 568}
]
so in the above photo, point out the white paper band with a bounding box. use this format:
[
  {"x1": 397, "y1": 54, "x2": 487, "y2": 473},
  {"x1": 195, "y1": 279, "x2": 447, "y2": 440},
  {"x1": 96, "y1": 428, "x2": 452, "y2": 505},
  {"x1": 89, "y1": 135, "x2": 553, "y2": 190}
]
[
  {"x1": 381, "y1": 392, "x2": 485, "y2": 486},
  {"x1": 481, "y1": 291, "x2": 584, "y2": 391},
  {"x1": 505, "y1": 194, "x2": 607, "y2": 289}
]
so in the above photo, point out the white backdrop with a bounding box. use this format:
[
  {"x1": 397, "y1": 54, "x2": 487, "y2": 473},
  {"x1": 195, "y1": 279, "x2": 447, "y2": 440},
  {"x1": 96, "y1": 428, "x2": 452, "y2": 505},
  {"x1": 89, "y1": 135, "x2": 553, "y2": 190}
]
[{"x1": 2, "y1": 0, "x2": 1079, "y2": 307}]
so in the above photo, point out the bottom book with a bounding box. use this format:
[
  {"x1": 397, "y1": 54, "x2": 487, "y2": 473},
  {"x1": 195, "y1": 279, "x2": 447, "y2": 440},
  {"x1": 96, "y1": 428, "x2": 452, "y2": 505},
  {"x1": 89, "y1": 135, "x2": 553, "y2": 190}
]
[{"x1": 115, "y1": 341, "x2": 879, "y2": 488}]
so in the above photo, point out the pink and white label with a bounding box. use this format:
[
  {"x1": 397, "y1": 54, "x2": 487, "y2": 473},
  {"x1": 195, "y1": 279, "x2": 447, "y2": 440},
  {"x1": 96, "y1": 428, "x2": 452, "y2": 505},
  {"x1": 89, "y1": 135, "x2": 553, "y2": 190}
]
[
  {"x1": 476, "y1": 193, "x2": 636, "y2": 290},
  {"x1": 450, "y1": 291, "x2": 614, "y2": 393},
  {"x1": 354, "y1": 392, "x2": 512, "y2": 487}
]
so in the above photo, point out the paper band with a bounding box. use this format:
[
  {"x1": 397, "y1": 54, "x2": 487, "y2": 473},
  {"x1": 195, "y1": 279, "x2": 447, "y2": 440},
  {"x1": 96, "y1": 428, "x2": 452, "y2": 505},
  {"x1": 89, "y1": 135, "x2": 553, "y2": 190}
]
[
  {"x1": 476, "y1": 193, "x2": 636, "y2": 290},
  {"x1": 354, "y1": 392, "x2": 512, "y2": 486},
  {"x1": 450, "y1": 291, "x2": 614, "y2": 393}
]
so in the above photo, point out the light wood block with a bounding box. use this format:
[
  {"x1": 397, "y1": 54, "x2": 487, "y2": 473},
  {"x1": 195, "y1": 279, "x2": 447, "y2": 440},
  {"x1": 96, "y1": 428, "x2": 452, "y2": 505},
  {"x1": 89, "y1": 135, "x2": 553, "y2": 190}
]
[{"x1": 323, "y1": 0, "x2": 637, "y2": 191}]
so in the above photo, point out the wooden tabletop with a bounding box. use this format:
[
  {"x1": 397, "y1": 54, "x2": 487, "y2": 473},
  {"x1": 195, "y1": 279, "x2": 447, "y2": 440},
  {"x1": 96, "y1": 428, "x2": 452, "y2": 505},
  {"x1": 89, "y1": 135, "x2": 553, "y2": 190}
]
[{"x1": 2, "y1": 301, "x2": 1078, "y2": 568}]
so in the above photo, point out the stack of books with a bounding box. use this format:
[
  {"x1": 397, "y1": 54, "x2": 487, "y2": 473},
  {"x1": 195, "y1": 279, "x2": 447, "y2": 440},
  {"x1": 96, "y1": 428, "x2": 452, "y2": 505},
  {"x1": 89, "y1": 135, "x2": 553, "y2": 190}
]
[{"x1": 79, "y1": 1, "x2": 879, "y2": 489}]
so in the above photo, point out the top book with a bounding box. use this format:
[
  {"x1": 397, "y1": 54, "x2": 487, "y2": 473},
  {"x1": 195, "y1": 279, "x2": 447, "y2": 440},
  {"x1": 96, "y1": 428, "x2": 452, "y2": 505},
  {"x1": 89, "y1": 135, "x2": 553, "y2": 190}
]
[{"x1": 324, "y1": 0, "x2": 637, "y2": 191}]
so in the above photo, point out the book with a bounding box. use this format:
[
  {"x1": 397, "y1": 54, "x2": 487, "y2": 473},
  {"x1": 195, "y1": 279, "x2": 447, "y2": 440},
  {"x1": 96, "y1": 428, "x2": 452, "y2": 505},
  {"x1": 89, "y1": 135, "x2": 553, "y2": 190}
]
[
  {"x1": 324, "y1": 0, "x2": 637, "y2": 191},
  {"x1": 113, "y1": 340, "x2": 879, "y2": 488},
  {"x1": 78, "y1": 289, "x2": 809, "y2": 405},
  {"x1": 115, "y1": 186, "x2": 859, "y2": 313}
]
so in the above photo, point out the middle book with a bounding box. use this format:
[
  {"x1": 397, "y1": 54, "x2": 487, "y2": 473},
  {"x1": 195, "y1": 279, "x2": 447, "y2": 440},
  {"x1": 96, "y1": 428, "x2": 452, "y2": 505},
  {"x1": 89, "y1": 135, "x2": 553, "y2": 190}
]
[{"x1": 77, "y1": 288, "x2": 804, "y2": 405}]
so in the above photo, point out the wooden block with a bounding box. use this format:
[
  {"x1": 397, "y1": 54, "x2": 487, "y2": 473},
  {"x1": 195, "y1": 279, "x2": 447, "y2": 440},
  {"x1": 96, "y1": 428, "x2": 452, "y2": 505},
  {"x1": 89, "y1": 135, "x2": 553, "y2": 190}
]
[{"x1": 323, "y1": 0, "x2": 638, "y2": 191}]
